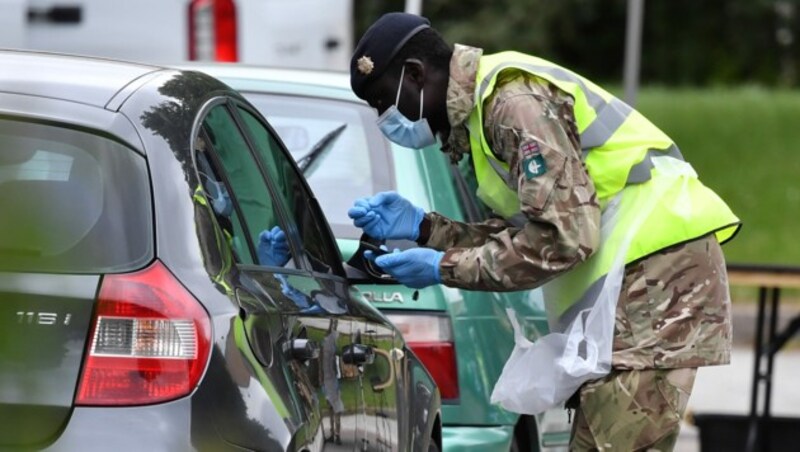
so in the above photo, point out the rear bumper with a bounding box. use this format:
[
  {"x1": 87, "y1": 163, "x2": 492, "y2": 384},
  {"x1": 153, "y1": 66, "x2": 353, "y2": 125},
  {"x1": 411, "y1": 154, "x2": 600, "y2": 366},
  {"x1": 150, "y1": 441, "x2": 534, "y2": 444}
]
[
  {"x1": 40, "y1": 399, "x2": 218, "y2": 451},
  {"x1": 38, "y1": 398, "x2": 244, "y2": 451},
  {"x1": 442, "y1": 425, "x2": 514, "y2": 452}
]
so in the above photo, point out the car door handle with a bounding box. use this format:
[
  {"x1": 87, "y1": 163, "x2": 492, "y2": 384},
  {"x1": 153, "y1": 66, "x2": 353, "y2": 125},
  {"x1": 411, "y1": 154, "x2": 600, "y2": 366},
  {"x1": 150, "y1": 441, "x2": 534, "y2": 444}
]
[
  {"x1": 342, "y1": 343, "x2": 374, "y2": 366},
  {"x1": 28, "y1": 6, "x2": 82, "y2": 24},
  {"x1": 370, "y1": 348, "x2": 395, "y2": 391},
  {"x1": 324, "y1": 38, "x2": 340, "y2": 50}
]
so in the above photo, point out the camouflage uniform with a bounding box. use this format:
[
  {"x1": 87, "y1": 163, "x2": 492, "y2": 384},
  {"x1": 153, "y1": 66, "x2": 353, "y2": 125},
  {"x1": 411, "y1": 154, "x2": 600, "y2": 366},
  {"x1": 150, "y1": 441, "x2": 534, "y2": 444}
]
[
  {"x1": 571, "y1": 368, "x2": 697, "y2": 451},
  {"x1": 419, "y1": 44, "x2": 733, "y2": 450}
]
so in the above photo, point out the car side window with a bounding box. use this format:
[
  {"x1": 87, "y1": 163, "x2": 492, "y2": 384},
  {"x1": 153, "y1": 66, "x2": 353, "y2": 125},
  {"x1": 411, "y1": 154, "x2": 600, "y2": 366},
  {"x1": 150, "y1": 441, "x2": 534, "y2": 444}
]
[
  {"x1": 194, "y1": 132, "x2": 251, "y2": 264},
  {"x1": 199, "y1": 103, "x2": 299, "y2": 269},
  {"x1": 236, "y1": 106, "x2": 343, "y2": 276}
]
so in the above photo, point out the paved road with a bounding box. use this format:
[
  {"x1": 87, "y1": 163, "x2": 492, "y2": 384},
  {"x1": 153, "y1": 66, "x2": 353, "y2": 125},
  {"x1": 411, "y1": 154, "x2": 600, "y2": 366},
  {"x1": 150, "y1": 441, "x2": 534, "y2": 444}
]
[{"x1": 675, "y1": 347, "x2": 800, "y2": 452}]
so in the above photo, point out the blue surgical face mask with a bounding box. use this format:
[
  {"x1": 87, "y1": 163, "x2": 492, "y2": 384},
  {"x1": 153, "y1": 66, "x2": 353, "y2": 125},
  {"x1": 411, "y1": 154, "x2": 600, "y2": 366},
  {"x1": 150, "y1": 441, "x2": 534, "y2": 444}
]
[
  {"x1": 376, "y1": 64, "x2": 437, "y2": 149},
  {"x1": 200, "y1": 173, "x2": 233, "y2": 217}
]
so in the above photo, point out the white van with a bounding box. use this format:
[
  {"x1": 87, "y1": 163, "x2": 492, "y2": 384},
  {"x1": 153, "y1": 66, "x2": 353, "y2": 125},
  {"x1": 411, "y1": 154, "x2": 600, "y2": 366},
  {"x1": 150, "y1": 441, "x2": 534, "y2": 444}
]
[{"x1": 0, "y1": 0, "x2": 353, "y2": 70}]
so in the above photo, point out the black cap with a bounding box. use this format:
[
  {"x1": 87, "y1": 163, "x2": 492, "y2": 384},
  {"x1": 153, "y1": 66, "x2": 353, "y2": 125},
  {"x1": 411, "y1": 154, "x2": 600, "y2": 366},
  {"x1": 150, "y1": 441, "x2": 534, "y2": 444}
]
[{"x1": 350, "y1": 12, "x2": 430, "y2": 99}]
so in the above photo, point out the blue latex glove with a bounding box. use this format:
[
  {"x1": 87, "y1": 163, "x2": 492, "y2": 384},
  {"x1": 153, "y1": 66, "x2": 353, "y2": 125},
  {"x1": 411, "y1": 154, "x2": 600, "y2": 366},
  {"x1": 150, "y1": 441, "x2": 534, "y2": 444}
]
[
  {"x1": 258, "y1": 226, "x2": 290, "y2": 267},
  {"x1": 347, "y1": 191, "x2": 424, "y2": 241},
  {"x1": 373, "y1": 248, "x2": 444, "y2": 289},
  {"x1": 276, "y1": 274, "x2": 311, "y2": 309}
]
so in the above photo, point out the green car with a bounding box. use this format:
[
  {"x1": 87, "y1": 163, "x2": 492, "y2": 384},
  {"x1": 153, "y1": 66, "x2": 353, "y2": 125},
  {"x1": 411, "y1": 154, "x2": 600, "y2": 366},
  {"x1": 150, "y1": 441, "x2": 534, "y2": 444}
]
[{"x1": 187, "y1": 65, "x2": 571, "y2": 451}]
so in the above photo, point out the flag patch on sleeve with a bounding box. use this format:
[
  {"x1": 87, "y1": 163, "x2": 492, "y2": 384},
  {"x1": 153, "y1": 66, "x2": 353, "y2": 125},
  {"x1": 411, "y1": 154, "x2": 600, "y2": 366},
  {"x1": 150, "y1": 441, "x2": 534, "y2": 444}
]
[{"x1": 520, "y1": 141, "x2": 547, "y2": 179}]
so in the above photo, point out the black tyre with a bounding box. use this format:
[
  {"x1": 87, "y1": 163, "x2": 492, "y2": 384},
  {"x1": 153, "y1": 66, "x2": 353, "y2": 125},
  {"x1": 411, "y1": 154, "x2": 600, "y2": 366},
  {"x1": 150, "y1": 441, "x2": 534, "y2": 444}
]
[{"x1": 511, "y1": 416, "x2": 541, "y2": 452}]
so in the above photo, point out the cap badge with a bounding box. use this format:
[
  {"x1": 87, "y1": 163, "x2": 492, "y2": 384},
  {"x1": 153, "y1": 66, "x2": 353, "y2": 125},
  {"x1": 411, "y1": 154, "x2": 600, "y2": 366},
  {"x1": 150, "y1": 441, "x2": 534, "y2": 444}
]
[{"x1": 357, "y1": 56, "x2": 375, "y2": 75}]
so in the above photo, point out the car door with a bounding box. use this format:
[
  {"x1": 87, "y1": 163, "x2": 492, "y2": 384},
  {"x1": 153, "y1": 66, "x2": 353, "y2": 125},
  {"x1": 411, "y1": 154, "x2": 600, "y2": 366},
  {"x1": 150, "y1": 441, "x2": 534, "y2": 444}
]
[
  {"x1": 353, "y1": 315, "x2": 405, "y2": 451},
  {"x1": 234, "y1": 103, "x2": 407, "y2": 451},
  {"x1": 195, "y1": 99, "x2": 364, "y2": 450}
]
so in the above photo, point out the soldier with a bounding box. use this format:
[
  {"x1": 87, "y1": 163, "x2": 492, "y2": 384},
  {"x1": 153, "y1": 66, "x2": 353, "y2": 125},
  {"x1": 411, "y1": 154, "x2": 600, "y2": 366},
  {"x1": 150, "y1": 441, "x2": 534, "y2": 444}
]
[{"x1": 347, "y1": 12, "x2": 740, "y2": 451}]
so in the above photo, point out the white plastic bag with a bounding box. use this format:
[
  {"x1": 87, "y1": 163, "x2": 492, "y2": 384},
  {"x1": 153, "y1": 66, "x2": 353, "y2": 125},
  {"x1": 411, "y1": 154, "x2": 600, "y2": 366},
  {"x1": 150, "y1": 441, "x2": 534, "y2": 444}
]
[{"x1": 489, "y1": 251, "x2": 624, "y2": 415}]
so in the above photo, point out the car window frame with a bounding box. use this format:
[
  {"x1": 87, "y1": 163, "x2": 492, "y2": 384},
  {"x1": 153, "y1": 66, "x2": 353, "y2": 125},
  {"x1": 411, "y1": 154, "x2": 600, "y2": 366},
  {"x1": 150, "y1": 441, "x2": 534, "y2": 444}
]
[
  {"x1": 230, "y1": 99, "x2": 348, "y2": 280},
  {"x1": 191, "y1": 96, "x2": 308, "y2": 274},
  {"x1": 191, "y1": 96, "x2": 348, "y2": 281}
]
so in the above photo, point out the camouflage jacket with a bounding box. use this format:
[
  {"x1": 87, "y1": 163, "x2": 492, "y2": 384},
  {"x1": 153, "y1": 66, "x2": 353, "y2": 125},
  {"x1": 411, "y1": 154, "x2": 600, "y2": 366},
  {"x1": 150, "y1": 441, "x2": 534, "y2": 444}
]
[{"x1": 423, "y1": 44, "x2": 732, "y2": 369}]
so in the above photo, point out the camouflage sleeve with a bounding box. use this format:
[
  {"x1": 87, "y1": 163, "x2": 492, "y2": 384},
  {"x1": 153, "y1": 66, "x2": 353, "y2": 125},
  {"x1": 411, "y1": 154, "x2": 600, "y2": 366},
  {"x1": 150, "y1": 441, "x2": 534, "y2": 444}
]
[
  {"x1": 422, "y1": 211, "x2": 513, "y2": 250},
  {"x1": 438, "y1": 73, "x2": 601, "y2": 291}
]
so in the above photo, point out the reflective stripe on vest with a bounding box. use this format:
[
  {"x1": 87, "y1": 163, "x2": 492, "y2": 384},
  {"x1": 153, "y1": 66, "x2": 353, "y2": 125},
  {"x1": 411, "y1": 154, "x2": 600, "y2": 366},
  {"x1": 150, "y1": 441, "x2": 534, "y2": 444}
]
[
  {"x1": 467, "y1": 53, "x2": 741, "y2": 318},
  {"x1": 479, "y1": 61, "x2": 625, "y2": 149},
  {"x1": 489, "y1": 143, "x2": 685, "y2": 198}
]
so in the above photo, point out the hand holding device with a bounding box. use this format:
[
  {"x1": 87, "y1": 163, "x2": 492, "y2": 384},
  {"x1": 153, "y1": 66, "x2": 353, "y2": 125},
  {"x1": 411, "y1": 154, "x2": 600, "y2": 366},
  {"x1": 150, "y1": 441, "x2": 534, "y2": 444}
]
[
  {"x1": 373, "y1": 248, "x2": 444, "y2": 289},
  {"x1": 347, "y1": 191, "x2": 424, "y2": 241}
]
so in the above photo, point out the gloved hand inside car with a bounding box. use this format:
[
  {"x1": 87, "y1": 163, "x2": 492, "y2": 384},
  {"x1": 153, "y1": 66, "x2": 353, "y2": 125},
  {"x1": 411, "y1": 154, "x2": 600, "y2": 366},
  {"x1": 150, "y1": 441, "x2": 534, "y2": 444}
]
[
  {"x1": 347, "y1": 191, "x2": 425, "y2": 241},
  {"x1": 258, "y1": 226, "x2": 290, "y2": 267},
  {"x1": 372, "y1": 247, "x2": 444, "y2": 289}
]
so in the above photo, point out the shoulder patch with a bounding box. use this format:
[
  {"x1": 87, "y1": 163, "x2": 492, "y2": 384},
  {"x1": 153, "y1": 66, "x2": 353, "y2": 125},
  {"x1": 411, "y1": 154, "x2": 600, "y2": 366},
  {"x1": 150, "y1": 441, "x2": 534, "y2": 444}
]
[{"x1": 520, "y1": 140, "x2": 547, "y2": 179}]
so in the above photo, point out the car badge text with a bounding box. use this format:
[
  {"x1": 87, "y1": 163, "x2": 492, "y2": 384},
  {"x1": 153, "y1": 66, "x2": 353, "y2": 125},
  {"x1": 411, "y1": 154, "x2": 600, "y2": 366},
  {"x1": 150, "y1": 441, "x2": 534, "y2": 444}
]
[
  {"x1": 16, "y1": 311, "x2": 72, "y2": 326},
  {"x1": 362, "y1": 292, "x2": 406, "y2": 304}
]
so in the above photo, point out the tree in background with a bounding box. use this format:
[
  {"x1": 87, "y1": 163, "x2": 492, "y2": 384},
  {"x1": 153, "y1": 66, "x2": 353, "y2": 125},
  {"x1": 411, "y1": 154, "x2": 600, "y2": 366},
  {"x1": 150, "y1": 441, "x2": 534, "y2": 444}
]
[{"x1": 355, "y1": 0, "x2": 799, "y2": 87}]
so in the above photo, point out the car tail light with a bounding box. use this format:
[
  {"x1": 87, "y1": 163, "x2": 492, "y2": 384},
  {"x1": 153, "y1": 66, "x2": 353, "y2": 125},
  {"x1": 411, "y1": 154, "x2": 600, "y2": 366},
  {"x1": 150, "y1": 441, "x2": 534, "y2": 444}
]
[
  {"x1": 386, "y1": 313, "x2": 459, "y2": 401},
  {"x1": 76, "y1": 260, "x2": 212, "y2": 406},
  {"x1": 188, "y1": 0, "x2": 238, "y2": 62}
]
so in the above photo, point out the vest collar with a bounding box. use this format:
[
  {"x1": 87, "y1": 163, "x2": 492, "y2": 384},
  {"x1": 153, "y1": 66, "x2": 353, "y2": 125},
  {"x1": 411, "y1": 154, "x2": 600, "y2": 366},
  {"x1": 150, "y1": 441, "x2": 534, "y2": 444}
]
[{"x1": 442, "y1": 44, "x2": 483, "y2": 162}]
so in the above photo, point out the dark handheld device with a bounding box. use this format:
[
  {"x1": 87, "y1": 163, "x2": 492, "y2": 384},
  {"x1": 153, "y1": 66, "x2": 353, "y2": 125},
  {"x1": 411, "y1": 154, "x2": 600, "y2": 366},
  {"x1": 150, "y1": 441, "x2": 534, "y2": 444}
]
[
  {"x1": 359, "y1": 241, "x2": 389, "y2": 257},
  {"x1": 345, "y1": 233, "x2": 393, "y2": 280}
]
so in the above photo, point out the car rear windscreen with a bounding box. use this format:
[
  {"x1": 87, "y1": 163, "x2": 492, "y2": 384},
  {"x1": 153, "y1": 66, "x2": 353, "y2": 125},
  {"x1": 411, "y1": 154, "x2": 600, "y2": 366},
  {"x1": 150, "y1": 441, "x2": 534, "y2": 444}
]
[{"x1": 0, "y1": 119, "x2": 152, "y2": 273}]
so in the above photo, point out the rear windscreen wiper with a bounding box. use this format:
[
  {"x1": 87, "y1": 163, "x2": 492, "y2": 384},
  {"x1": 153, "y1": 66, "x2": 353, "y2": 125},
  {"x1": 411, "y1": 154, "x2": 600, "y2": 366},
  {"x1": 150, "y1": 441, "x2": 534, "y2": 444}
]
[{"x1": 296, "y1": 124, "x2": 347, "y2": 175}]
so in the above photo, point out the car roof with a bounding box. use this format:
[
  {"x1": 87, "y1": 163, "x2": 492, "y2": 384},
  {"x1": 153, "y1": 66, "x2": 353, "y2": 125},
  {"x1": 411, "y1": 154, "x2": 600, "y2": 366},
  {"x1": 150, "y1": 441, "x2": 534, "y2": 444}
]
[
  {"x1": 177, "y1": 63, "x2": 361, "y2": 103},
  {"x1": 0, "y1": 49, "x2": 162, "y2": 108}
]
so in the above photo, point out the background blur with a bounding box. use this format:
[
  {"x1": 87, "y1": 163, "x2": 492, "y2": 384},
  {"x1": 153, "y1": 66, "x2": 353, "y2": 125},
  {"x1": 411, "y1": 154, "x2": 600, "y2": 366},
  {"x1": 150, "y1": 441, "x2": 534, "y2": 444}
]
[{"x1": 360, "y1": 0, "x2": 799, "y2": 87}]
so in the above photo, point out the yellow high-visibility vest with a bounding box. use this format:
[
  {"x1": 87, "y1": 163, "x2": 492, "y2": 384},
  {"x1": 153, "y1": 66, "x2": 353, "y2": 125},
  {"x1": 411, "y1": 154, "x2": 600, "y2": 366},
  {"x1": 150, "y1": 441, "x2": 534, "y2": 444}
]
[{"x1": 467, "y1": 52, "x2": 740, "y2": 318}]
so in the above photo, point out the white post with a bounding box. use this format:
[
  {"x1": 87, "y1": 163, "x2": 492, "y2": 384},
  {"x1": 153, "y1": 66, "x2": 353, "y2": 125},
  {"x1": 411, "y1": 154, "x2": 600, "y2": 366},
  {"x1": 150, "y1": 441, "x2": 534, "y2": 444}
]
[
  {"x1": 623, "y1": 0, "x2": 645, "y2": 106},
  {"x1": 405, "y1": 0, "x2": 423, "y2": 16}
]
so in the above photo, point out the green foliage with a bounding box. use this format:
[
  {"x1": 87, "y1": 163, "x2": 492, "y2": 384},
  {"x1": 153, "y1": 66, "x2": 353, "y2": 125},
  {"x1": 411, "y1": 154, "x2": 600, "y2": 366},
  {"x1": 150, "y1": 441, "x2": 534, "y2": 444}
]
[
  {"x1": 355, "y1": 0, "x2": 800, "y2": 87},
  {"x1": 636, "y1": 86, "x2": 800, "y2": 265},
  {"x1": 642, "y1": 0, "x2": 787, "y2": 86}
]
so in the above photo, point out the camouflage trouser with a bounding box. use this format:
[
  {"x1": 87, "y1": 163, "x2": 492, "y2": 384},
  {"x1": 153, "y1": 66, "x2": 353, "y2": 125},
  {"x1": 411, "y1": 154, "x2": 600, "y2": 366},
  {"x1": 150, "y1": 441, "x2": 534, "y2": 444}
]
[{"x1": 570, "y1": 368, "x2": 697, "y2": 452}]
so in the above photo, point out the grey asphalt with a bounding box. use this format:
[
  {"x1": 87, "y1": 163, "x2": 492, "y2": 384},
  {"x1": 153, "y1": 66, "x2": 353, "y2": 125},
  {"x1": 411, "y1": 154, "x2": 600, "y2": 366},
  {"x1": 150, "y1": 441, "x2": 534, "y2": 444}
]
[{"x1": 675, "y1": 346, "x2": 800, "y2": 452}]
